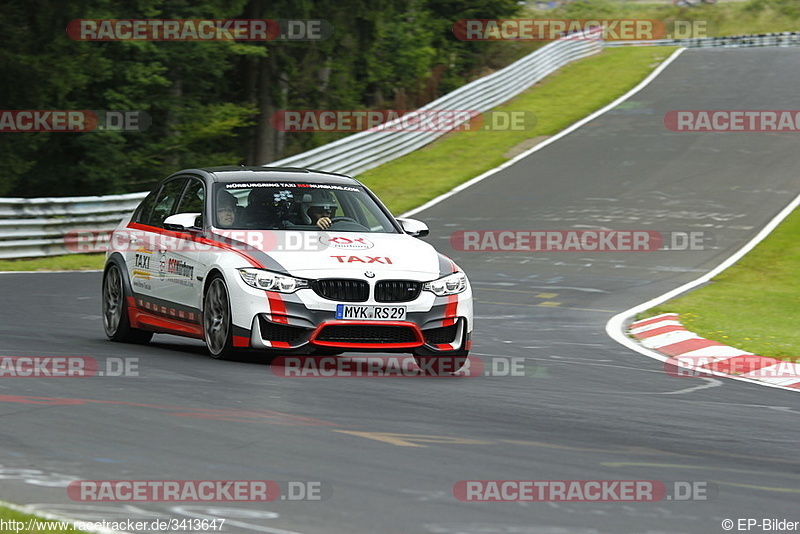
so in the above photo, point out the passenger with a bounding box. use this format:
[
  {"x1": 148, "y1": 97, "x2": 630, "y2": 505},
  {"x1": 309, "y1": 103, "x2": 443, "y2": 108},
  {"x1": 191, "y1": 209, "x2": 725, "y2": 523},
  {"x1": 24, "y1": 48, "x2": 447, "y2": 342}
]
[
  {"x1": 243, "y1": 188, "x2": 281, "y2": 228},
  {"x1": 216, "y1": 190, "x2": 238, "y2": 228}
]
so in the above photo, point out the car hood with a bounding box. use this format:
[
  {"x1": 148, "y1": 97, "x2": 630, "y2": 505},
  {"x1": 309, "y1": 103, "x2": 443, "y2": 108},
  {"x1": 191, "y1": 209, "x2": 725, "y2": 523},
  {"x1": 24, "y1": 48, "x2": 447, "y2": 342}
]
[{"x1": 211, "y1": 230, "x2": 452, "y2": 278}]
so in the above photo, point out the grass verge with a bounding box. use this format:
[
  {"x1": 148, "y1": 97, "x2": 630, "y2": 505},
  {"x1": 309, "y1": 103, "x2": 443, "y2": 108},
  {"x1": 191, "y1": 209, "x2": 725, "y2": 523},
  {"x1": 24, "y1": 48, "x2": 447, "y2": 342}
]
[
  {"x1": 3, "y1": 46, "x2": 676, "y2": 272},
  {"x1": 0, "y1": 253, "x2": 105, "y2": 272},
  {"x1": 0, "y1": 505, "x2": 86, "y2": 533},
  {"x1": 641, "y1": 206, "x2": 800, "y2": 360},
  {"x1": 535, "y1": 0, "x2": 800, "y2": 37}
]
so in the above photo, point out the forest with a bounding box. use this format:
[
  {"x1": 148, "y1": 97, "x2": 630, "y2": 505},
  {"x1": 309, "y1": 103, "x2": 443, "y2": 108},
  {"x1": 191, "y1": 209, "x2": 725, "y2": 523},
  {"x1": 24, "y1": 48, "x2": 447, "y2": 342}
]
[{"x1": 0, "y1": 0, "x2": 521, "y2": 197}]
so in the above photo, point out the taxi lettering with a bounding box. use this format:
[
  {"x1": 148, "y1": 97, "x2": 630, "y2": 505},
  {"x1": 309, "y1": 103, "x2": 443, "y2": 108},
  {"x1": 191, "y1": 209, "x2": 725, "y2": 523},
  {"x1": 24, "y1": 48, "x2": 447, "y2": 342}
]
[
  {"x1": 330, "y1": 255, "x2": 393, "y2": 264},
  {"x1": 134, "y1": 253, "x2": 150, "y2": 269}
]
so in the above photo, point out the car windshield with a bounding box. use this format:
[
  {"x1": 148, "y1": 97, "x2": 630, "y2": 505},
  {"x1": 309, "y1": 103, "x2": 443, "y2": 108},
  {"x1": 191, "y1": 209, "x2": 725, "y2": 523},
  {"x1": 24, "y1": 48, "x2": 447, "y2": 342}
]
[{"x1": 212, "y1": 182, "x2": 399, "y2": 233}]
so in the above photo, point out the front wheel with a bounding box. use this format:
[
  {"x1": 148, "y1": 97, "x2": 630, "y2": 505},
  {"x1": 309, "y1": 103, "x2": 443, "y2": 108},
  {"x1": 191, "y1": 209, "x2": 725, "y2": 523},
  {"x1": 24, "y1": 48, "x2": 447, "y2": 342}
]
[
  {"x1": 102, "y1": 263, "x2": 153, "y2": 344},
  {"x1": 203, "y1": 275, "x2": 236, "y2": 359}
]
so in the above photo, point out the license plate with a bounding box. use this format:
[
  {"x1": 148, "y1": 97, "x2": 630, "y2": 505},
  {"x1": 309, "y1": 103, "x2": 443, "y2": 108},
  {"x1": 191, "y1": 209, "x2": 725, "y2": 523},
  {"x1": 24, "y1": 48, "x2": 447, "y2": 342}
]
[{"x1": 335, "y1": 304, "x2": 406, "y2": 321}]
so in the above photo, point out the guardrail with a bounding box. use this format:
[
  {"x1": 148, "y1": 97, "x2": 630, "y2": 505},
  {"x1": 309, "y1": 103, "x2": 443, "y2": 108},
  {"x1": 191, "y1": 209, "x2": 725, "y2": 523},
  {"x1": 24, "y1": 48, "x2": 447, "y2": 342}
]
[
  {"x1": 606, "y1": 32, "x2": 800, "y2": 48},
  {"x1": 0, "y1": 193, "x2": 147, "y2": 259},
  {"x1": 0, "y1": 31, "x2": 604, "y2": 259},
  {"x1": 268, "y1": 30, "x2": 603, "y2": 175},
  {"x1": 9, "y1": 30, "x2": 800, "y2": 260}
]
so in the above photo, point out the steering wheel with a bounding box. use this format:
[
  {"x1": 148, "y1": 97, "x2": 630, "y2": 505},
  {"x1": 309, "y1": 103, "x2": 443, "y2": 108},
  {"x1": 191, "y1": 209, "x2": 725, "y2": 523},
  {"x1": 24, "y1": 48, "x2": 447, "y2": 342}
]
[{"x1": 328, "y1": 217, "x2": 368, "y2": 231}]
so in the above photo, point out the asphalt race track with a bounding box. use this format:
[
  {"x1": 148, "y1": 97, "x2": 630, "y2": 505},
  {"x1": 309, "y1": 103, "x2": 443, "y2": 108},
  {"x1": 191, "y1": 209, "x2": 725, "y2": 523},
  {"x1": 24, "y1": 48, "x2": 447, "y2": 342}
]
[{"x1": 2, "y1": 48, "x2": 800, "y2": 534}]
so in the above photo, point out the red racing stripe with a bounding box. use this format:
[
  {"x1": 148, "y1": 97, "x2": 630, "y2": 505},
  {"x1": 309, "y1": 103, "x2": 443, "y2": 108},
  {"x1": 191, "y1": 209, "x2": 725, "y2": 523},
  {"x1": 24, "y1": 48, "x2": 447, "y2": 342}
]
[
  {"x1": 129, "y1": 308, "x2": 204, "y2": 338},
  {"x1": 266, "y1": 292, "x2": 288, "y2": 324},
  {"x1": 442, "y1": 295, "x2": 459, "y2": 327},
  {"x1": 125, "y1": 222, "x2": 264, "y2": 268}
]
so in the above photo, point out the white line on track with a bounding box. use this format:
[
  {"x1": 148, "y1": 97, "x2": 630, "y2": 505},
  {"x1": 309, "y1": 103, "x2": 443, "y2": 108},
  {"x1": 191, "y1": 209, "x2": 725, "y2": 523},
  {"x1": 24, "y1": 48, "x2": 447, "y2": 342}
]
[
  {"x1": 398, "y1": 42, "x2": 800, "y2": 393},
  {"x1": 2, "y1": 48, "x2": 688, "y2": 278},
  {"x1": 606, "y1": 190, "x2": 800, "y2": 391},
  {"x1": 401, "y1": 47, "x2": 688, "y2": 218}
]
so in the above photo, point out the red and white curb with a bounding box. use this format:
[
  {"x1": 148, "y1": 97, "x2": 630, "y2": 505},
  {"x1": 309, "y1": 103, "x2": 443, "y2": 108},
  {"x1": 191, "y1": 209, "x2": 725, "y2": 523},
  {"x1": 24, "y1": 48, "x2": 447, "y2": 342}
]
[
  {"x1": 629, "y1": 313, "x2": 800, "y2": 389},
  {"x1": 606, "y1": 190, "x2": 800, "y2": 393}
]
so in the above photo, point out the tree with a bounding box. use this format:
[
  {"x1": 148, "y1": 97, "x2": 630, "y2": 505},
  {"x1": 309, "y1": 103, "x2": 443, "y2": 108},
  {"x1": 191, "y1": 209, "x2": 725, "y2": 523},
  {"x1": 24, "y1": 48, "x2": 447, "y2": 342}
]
[{"x1": 0, "y1": 0, "x2": 522, "y2": 195}]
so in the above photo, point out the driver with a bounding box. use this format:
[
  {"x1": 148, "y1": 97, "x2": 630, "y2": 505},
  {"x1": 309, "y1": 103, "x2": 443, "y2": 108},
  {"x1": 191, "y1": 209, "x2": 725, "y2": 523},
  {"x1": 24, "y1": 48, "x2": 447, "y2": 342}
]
[{"x1": 304, "y1": 190, "x2": 339, "y2": 230}]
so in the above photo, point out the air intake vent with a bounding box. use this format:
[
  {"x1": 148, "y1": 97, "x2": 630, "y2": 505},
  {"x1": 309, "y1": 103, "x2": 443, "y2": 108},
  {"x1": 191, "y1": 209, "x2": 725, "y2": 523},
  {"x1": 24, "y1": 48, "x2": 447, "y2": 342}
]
[
  {"x1": 375, "y1": 280, "x2": 421, "y2": 302},
  {"x1": 311, "y1": 279, "x2": 369, "y2": 302}
]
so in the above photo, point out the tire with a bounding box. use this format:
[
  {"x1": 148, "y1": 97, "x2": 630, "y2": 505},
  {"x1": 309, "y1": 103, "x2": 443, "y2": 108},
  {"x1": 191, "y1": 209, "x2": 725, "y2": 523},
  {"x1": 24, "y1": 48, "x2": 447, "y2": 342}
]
[
  {"x1": 102, "y1": 263, "x2": 153, "y2": 344},
  {"x1": 203, "y1": 275, "x2": 236, "y2": 359}
]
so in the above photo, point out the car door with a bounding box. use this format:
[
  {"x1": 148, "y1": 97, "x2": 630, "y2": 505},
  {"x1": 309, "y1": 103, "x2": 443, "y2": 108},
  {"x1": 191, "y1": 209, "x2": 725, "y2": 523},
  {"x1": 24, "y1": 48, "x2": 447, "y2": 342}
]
[
  {"x1": 159, "y1": 176, "x2": 207, "y2": 312},
  {"x1": 125, "y1": 187, "x2": 159, "y2": 299},
  {"x1": 129, "y1": 177, "x2": 187, "y2": 302}
]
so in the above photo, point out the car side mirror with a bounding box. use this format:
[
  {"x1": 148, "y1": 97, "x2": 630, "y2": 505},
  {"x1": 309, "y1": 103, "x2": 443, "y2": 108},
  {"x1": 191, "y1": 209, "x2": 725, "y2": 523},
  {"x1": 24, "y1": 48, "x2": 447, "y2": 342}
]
[
  {"x1": 397, "y1": 217, "x2": 429, "y2": 238},
  {"x1": 164, "y1": 212, "x2": 202, "y2": 232}
]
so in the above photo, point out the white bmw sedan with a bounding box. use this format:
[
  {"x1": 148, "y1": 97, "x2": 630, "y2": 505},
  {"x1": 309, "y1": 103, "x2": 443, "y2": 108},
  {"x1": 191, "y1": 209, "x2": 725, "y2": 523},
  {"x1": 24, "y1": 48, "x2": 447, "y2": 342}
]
[{"x1": 102, "y1": 167, "x2": 473, "y2": 373}]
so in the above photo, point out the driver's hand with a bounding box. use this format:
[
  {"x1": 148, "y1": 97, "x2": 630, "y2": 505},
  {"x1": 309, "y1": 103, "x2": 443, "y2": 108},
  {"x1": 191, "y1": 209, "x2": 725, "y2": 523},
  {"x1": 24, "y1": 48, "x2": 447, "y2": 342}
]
[{"x1": 316, "y1": 217, "x2": 332, "y2": 229}]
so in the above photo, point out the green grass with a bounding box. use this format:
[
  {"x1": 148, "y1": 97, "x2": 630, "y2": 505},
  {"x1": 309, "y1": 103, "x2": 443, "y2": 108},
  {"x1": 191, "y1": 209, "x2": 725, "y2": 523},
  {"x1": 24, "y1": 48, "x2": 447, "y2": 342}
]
[
  {"x1": 360, "y1": 46, "x2": 676, "y2": 214},
  {"x1": 9, "y1": 0, "x2": 800, "y2": 274},
  {"x1": 4, "y1": 46, "x2": 676, "y2": 271},
  {"x1": 0, "y1": 253, "x2": 105, "y2": 272},
  {"x1": 642, "y1": 207, "x2": 800, "y2": 360},
  {"x1": 0, "y1": 505, "x2": 86, "y2": 533},
  {"x1": 528, "y1": 0, "x2": 800, "y2": 37}
]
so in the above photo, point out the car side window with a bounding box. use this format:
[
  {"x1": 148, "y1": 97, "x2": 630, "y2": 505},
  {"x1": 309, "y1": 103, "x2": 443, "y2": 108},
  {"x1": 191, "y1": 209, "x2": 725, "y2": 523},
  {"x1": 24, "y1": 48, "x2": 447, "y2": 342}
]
[
  {"x1": 149, "y1": 178, "x2": 187, "y2": 228},
  {"x1": 134, "y1": 189, "x2": 159, "y2": 226},
  {"x1": 176, "y1": 178, "x2": 205, "y2": 225}
]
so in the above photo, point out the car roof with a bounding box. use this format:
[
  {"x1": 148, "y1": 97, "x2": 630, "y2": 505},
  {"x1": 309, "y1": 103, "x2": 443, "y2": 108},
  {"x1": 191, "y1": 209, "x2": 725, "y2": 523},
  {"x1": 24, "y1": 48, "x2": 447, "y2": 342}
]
[{"x1": 177, "y1": 166, "x2": 361, "y2": 186}]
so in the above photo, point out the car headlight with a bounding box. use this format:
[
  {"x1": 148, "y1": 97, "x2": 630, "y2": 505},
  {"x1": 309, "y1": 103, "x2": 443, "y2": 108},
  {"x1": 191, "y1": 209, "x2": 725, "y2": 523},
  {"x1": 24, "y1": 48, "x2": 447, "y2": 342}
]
[
  {"x1": 238, "y1": 268, "x2": 309, "y2": 293},
  {"x1": 423, "y1": 272, "x2": 467, "y2": 296}
]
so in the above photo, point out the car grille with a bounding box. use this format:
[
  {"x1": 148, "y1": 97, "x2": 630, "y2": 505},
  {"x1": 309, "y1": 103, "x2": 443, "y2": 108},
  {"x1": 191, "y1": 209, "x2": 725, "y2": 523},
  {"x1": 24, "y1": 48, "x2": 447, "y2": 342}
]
[
  {"x1": 423, "y1": 323, "x2": 459, "y2": 345},
  {"x1": 312, "y1": 279, "x2": 369, "y2": 302},
  {"x1": 258, "y1": 316, "x2": 308, "y2": 343},
  {"x1": 374, "y1": 280, "x2": 422, "y2": 302},
  {"x1": 315, "y1": 325, "x2": 419, "y2": 344}
]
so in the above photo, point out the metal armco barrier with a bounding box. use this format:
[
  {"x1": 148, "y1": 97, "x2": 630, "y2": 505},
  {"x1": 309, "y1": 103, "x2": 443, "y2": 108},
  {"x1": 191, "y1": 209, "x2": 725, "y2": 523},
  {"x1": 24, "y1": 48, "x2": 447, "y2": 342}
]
[
  {"x1": 0, "y1": 30, "x2": 603, "y2": 260},
  {"x1": 0, "y1": 193, "x2": 146, "y2": 259},
  {"x1": 606, "y1": 31, "x2": 800, "y2": 48},
  {"x1": 5, "y1": 29, "x2": 799, "y2": 259},
  {"x1": 267, "y1": 30, "x2": 603, "y2": 175}
]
